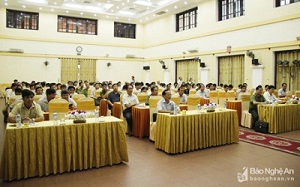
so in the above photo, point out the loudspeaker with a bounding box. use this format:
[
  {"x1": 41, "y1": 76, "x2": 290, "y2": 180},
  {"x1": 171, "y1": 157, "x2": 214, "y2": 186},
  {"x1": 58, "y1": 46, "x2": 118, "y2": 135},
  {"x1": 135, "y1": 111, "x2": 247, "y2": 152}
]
[
  {"x1": 162, "y1": 65, "x2": 167, "y2": 69},
  {"x1": 143, "y1": 66, "x2": 150, "y2": 70},
  {"x1": 252, "y1": 59, "x2": 259, "y2": 65},
  {"x1": 200, "y1": 62, "x2": 206, "y2": 68}
]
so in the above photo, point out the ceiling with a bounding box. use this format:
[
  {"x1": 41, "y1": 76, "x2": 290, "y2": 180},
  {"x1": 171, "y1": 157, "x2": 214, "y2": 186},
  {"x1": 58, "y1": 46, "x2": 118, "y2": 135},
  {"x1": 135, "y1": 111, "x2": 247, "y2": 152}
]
[{"x1": 3, "y1": 0, "x2": 200, "y2": 23}]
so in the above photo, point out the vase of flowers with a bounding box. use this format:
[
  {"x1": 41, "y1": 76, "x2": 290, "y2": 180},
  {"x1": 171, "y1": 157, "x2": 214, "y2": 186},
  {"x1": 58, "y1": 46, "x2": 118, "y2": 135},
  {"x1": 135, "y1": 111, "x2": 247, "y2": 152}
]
[
  {"x1": 68, "y1": 110, "x2": 87, "y2": 123},
  {"x1": 204, "y1": 103, "x2": 217, "y2": 112}
]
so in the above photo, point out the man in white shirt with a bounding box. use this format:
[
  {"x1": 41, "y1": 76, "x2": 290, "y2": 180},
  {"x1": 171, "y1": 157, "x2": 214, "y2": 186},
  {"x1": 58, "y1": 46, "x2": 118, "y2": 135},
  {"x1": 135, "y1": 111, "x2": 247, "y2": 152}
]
[
  {"x1": 263, "y1": 85, "x2": 279, "y2": 103},
  {"x1": 278, "y1": 83, "x2": 288, "y2": 98},
  {"x1": 237, "y1": 86, "x2": 247, "y2": 100},
  {"x1": 157, "y1": 90, "x2": 180, "y2": 114},
  {"x1": 38, "y1": 88, "x2": 56, "y2": 112},
  {"x1": 61, "y1": 90, "x2": 77, "y2": 110},
  {"x1": 196, "y1": 84, "x2": 209, "y2": 98},
  {"x1": 122, "y1": 85, "x2": 139, "y2": 136},
  {"x1": 174, "y1": 87, "x2": 187, "y2": 104}
]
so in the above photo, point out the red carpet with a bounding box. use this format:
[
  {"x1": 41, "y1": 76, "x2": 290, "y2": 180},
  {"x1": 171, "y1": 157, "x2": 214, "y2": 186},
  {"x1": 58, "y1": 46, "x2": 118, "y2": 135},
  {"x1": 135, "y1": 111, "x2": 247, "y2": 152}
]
[{"x1": 239, "y1": 128, "x2": 300, "y2": 156}]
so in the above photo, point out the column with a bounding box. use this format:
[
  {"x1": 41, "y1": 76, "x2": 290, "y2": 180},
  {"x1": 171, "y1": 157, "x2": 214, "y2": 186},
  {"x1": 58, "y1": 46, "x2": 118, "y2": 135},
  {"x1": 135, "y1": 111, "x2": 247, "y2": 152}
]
[
  {"x1": 252, "y1": 65, "x2": 264, "y2": 88},
  {"x1": 164, "y1": 69, "x2": 170, "y2": 83},
  {"x1": 200, "y1": 68, "x2": 210, "y2": 85},
  {"x1": 144, "y1": 70, "x2": 150, "y2": 83}
]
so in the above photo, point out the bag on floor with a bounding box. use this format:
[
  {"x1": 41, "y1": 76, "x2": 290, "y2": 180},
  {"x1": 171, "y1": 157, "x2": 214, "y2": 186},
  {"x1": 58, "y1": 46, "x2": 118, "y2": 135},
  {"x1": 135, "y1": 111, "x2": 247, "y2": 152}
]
[{"x1": 254, "y1": 121, "x2": 269, "y2": 133}]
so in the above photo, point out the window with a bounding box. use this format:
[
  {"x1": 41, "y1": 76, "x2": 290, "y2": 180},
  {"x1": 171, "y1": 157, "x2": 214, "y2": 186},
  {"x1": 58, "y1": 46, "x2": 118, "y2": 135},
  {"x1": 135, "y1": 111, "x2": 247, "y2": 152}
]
[
  {"x1": 6, "y1": 9, "x2": 39, "y2": 30},
  {"x1": 275, "y1": 0, "x2": 300, "y2": 7},
  {"x1": 176, "y1": 7, "x2": 197, "y2": 32},
  {"x1": 57, "y1": 16, "x2": 97, "y2": 35},
  {"x1": 218, "y1": 0, "x2": 244, "y2": 21},
  {"x1": 114, "y1": 22, "x2": 136, "y2": 39}
]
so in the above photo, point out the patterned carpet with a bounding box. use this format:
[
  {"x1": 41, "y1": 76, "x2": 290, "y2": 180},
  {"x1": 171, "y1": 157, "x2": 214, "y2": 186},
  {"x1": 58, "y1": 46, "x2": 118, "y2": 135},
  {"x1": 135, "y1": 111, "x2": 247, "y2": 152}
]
[{"x1": 239, "y1": 128, "x2": 300, "y2": 156}]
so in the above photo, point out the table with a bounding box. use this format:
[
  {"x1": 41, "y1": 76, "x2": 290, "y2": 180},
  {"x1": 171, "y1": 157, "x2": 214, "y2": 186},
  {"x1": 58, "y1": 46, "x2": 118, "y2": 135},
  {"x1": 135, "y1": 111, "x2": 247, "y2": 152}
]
[
  {"x1": 258, "y1": 104, "x2": 300, "y2": 133},
  {"x1": 227, "y1": 100, "x2": 242, "y2": 125},
  {"x1": 155, "y1": 109, "x2": 239, "y2": 154},
  {"x1": 0, "y1": 116, "x2": 129, "y2": 181},
  {"x1": 132, "y1": 106, "x2": 150, "y2": 138}
]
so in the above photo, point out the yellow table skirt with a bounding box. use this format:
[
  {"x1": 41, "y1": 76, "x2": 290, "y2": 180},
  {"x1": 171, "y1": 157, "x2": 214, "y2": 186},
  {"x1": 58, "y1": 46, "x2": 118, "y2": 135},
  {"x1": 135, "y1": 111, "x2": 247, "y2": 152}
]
[
  {"x1": 0, "y1": 117, "x2": 129, "y2": 181},
  {"x1": 258, "y1": 104, "x2": 300, "y2": 133},
  {"x1": 155, "y1": 109, "x2": 239, "y2": 154}
]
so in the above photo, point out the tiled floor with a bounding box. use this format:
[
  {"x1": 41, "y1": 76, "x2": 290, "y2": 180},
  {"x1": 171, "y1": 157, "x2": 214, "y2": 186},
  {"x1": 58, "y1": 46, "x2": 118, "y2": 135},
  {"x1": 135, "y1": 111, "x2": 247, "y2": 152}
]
[{"x1": 0, "y1": 98, "x2": 299, "y2": 187}]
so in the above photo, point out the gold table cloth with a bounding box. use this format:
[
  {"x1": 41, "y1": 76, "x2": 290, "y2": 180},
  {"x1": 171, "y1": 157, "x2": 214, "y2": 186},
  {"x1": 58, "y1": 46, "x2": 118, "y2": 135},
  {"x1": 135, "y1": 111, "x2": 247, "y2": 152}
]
[
  {"x1": 132, "y1": 106, "x2": 150, "y2": 138},
  {"x1": 0, "y1": 116, "x2": 129, "y2": 181},
  {"x1": 155, "y1": 109, "x2": 239, "y2": 154},
  {"x1": 258, "y1": 104, "x2": 300, "y2": 133}
]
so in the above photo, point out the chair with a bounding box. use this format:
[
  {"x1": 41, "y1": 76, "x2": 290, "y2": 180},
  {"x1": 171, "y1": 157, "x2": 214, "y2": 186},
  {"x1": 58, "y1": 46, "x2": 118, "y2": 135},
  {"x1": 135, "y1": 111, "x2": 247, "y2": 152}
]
[
  {"x1": 295, "y1": 90, "x2": 300, "y2": 98},
  {"x1": 149, "y1": 96, "x2": 161, "y2": 142},
  {"x1": 112, "y1": 102, "x2": 122, "y2": 119},
  {"x1": 137, "y1": 92, "x2": 148, "y2": 103},
  {"x1": 48, "y1": 99, "x2": 69, "y2": 120},
  {"x1": 218, "y1": 91, "x2": 227, "y2": 105},
  {"x1": 33, "y1": 95, "x2": 43, "y2": 103},
  {"x1": 172, "y1": 96, "x2": 180, "y2": 106},
  {"x1": 77, "y1": 98, "x2": 95, "y2": 111},
  {"x1": 249, "y1": 88, "x2": 255, "y2": 95},
  {"x1": 187, "y1": 94, "x2": 200, "y2": 110},
  {"x1": 227, "y1": 91, "x2": 236, "y2": 101},
  {"x1": 189, "y1": 89, "x2": 196, "y2": 95},
  {"x1": 273, "y1": 90, "x2": 278, "y2": 97},
  {"x1": 9, "y1": 95, "x2": 22, "y2": 105},
  {"x1": 72, "y1": 94, "x2": 85, "y2": 103},
  {"x1": 240, "y1": 93, "x2": 252, "y2": 128},
  {"x1": 209, "y1": 91, "x2": 218, "y2": 104},
  {"x1": 99, "y1": 99, "x2": 108, "y2": 116}
]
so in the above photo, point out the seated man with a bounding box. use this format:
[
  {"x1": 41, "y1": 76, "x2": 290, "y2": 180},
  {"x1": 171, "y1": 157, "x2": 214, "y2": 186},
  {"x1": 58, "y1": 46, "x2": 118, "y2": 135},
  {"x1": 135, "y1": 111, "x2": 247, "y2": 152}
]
[
  {"x1": 107, "y1": 83, "x2": 121, "y2": 115},
  {"x1": 196, "y1": 84, "x2": 209, "y2": 98},
  {"x1": 8, "y1": 89, "x2": 44, "y2": 123},
  {"x1": 122, "y1": 85, "x2": 139, "y2": 136},
  {"x1": 67, "y1": 86, "x2": 77, "y2": 97},
  {"x1": 61, "y1": 90, "x2": 77, "y2": 110},
  {"x1": 35, "y1": 86, "x2": 43, "y2": 95},
  {"x1": 278, "y1": 83, "x2": 288, "y2": 98},
  {"x1": 249, "y1": 86, "x2": 267, "y2": 128},
  {"x1": 237, "y1": 85, "x2": 247, "y2": 100},
  {"x1": 263, "y1": 85, "x2": 281, "y2": 103},
  {"x1": 157, "y1": 90, "x2": 180, "y2": 114},
  {"x1": 174, "y1": 86, "x2": 187, "y2": 104},
  {"x1": 38, "y1": 88, "x2": 57, "y2": 112},
  {"x1": 145, "y1": 86, "x2": 158, "y2": 105}
]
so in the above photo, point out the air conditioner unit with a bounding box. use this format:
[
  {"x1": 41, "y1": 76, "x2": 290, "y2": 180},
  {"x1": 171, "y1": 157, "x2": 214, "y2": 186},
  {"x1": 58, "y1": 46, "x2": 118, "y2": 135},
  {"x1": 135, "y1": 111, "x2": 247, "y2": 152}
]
[
  {"x1": 143, "y1": 66, "x2": 150, "y2": 70},
  {"x1": 9, "y1": 48, "x2": 24, "y2": 53},
  {"x1": 126, "y1": 54, "x2": 136, "y2": 58},
  {"x1": 187, "y1": 49, "x2": 198, "y2": 53}
]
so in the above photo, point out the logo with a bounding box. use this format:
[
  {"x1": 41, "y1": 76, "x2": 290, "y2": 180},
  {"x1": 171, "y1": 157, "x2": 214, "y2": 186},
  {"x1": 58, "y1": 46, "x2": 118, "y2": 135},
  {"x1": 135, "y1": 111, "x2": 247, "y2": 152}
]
[{"x1": 237, "y1": 167, "x2": 248, "y2": 183}]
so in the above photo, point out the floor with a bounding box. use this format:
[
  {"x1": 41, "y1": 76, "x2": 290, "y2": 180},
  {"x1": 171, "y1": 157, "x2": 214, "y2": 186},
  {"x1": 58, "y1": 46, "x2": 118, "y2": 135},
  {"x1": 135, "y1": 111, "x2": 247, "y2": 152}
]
[{"x1": 0, "y1": 98, "x2": 299, "y2": 187}]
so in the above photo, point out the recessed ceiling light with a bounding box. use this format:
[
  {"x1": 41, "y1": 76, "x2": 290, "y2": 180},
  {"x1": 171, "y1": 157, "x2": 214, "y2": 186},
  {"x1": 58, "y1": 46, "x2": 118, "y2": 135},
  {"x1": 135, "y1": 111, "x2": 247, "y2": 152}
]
[
  {"x1": 174, "y1": 6, "x2": 177, "y2": 9},
  {"x1": 128, "y1": 18, "x2": 131, "y2": 21},
  {"x1": 98, "y1": 3, "x2": 101, "y2": 6},
  {"x1": 147, "y1": 7, "x2": 149, "y2": 10},
  {"x1": 94, "y1": 14, "x2": 97, "y2": 16},
  {"x1": 111, "y1": 10, "x2": 114, "y2": 12},
  {"x1": 184, "y1": 1, "x2": 187, "y2": 5},
  {"x1": 122, "y1": 3, "x2": 124, "y2": 6},
  {"x1": 117, "y1": 6, "x2": 119, "y2": 9},
  {"x1": 80, "y1": 12, "x2": 83, "y2": 15},
  {"x1": 139, "y1": 20, "x2": 143, "y2": 22},
  {"x1": 146, "y1": 17, "x2": 149, "y2": 20},
  {"x1": 54, "y1": 2, "x2": 57, "y2": 5},
  {"x1": 5, "y1": 3, "x2": 8, "y2": 6},
  {"x1": 39, "y1": 7, "x2": 42, "y2": 10},
  {"x1": 51, "y1": 8, "x2": 54, "y2": 11},
  {"x1": 22, "y1": 5, "x2": 26, "y2": 8},
  {"x1": 116, "y1": 17, "x2": 119, "y2": 19},
  {"x1": 166, "y1": 9, "x2": 169, "y2": 12},
  {"x1": 153, "y1": 14, "x2": 155, "y2": 17},
  {"x1": 107, "y1": 1, "x2": 110, "y2": 3},
  {"x1": 127, "y1": 0, "x2": 130, "y2": 2},
  {"x1": 66, "y1": 10, "x2": 69, "y2": 13},
  {"x1": 106, "y1": 15, "x2": 109, "y2": 18}
]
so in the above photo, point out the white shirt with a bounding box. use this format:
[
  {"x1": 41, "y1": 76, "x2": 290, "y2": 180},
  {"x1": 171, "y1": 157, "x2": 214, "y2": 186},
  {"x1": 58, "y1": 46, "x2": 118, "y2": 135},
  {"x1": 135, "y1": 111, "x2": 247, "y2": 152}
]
[
  {"x1": 196, "y1": 90, "x2": 209, "y2": 98},
  {"x1": 174, "y1": 93, "x2": 187, "y2": 103},
  {"x1": 157, "y1": 98, "x2": 179, "y2": 112},
  {"x1": 122, "y1": 93, "x2": 139, "y2": 110},
  {"x1": 278, "y1": 88, "x2": 287, "y2": 97},
  {"x1": 263, "y1": 92, "x2": 278, "y2": 103}
]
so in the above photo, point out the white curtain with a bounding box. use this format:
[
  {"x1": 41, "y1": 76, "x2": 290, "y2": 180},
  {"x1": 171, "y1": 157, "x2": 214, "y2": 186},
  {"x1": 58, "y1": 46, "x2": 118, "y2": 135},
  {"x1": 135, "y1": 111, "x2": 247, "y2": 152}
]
[{"x1": 176, "y1": 59, "x2": 198, "y2": 83}]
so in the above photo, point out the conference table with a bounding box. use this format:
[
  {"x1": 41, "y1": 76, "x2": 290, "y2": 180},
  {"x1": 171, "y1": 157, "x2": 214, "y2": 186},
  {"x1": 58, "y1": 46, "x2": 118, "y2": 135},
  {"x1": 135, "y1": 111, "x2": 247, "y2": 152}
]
[
  {"x1": 227, "y1": 100, "x2": 242, "y2": 125},
  {"x1": 258, "y1": 103, "x2": 300, "y2": 133},
  {"x1": 0, "y1": 116, "x2": 129, "y2": 181},
  {"x1": 155, "y1": 109, "x2": 239, "y2": 154}
]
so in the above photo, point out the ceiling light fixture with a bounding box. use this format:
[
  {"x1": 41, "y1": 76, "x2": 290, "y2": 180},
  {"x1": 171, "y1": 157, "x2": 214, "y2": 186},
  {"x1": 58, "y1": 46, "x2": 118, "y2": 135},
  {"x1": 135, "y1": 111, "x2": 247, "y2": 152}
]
[
  {"x1": 66, "y1": 10, "x2": 69, "y2": 13},
  {"x1": 80, "y1": 12, "x2": 83, "y2": 15},
  {"x1": 22, "y1": 5, "x2": 26, "y2": 8},
  {"x1": 54, "y1": 2, "x2": 57, "y2": 5},
  {"x1": 174, "y1": 6, "x2": 177, "y2": 9},
  {"x1": 51, "y1": 8, "x2": 54, "y2": 11},
  {"x1": 94, "y1": 14, "x2": 97, "y2": 16},
  {"x1": 184, "y1": 1, "x2": 187, "y2": 4},
  {"x1": 39, "y1": 7, "x2": 42, "y2": 10},
  {"x1": 5, "y1": 3, "x2": 8, "y2": 5}
]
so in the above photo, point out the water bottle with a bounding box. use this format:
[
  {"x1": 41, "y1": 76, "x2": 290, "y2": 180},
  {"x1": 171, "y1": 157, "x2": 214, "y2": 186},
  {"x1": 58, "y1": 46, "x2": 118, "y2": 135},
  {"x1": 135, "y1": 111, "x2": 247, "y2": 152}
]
[
  {"x1": 173, "y1": 105, "x2": 177, "y2": 115},
  {"x1": 197, "y1": 104, "x2": 201, "y2": 113},
  {"x1": 223, "y1": 101, "x2": 227, "y2": 110},
  {"x1": 95, "y1": 107, "x2": 99, "y2": 122},
  {"x1": 16, "y1": 113, "x2": 22, "y2": 128},
  {"x1": 53, "y1": 111, "x2": 58, "y2": 125}
]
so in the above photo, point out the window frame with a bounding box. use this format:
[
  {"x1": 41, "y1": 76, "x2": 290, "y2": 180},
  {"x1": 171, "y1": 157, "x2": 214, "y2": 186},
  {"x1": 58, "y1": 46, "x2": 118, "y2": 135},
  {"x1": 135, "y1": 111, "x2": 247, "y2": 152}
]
[
  {"x1": 114, "y1": 22, "x2": 136, "y2": 39},
  {"x1": 275, "y1": 0, "x2": 300, "y2": 7},
  {"x1": 57, "y1": 15, "x2": 97, "y2": 35},
  {"x1": 218, "y1": 0, "x2": 245, "y2": 21},
  {"x1": 6, "y1": 9, "x2": 39, "y2": 30},
  {"x1": 176, "y1": 7, "x2": 198, "y2": 32}
]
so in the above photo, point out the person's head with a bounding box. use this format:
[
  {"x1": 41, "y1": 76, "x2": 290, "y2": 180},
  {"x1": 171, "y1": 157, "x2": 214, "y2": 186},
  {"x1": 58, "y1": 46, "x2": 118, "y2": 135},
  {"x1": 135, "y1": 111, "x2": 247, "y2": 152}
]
[
  {"x1": 11, "y1": 83, "x2": 17, "y2": 90},
  {"x1": 174, "y1": 82, "x2": 178, "y2": 88},
  {"x1": 73, "y1": 81, "x2": 78, "y2": 87},
  {"x1": 238, "y1": 84, "x2": 242, "y2": 89},
  {"x1": 178, "y1": 86, "x2": 185, "y2": 96},
  {"x1": 67, "y1": 81, "x2": 73, "y2": 86},
  {"x1": 68, "y1": 86, "x2": 75, "y2": 95},
  {"x1": 162, "y1": 89, "x2": 172, "y2": 102},
  {"x1": 223, "y1": 84, "x2": 229, "y2": 91},
  {"x1": 265, "y1": 85, "x2": 269, "y2": 91},
  {"x1": 22, "y1": 89, "x2": 35, "y2": 107},
  {"x1": 95, "y1": 83, "x2": 100, "y2": 89},
  {"x1": 135, "y1": 82, "x2": 141, "y2": 90},
  {"x1": 50, "y1": 83, "x2": 57, "y2": 90},
  {"x1": 61, "y1": 84, "x2": 67, "y2": 91},
  {"x1": 268, "y1": 85, "x2": 275, "y2": 94},
  {"x1": 112, "y1": 83, "x2": 118, "y2": 92},
  {"x1": 141, "y1": 87, "x2": 148, "y2": 93},
  {"x1": 102, "y1": 83, "x2": 108, "y2": 91},
  {"x1": 46, "y1": 88, "x2": 56, "y2": 102},
  {"x1": 241, "y1": 86, "x2": 246, "y2": 92},
  {"x1": 35, "y1": 86, "x2": 43, "y2": 95},
  {"x1": 243, "y1": 82, "x2": 248, "y2": 88},
  {"x1": 282, "y1": 83, "x2": 287, "y2": 90},
  {"x1": 228, "y1": 84, "x2": 233, "y2": 90},
  {"x1": 209, "y1": 84, "x2": 214, "y2": 90},
  {"x1": 166, "y1": 83, "x2": 172, "y2": 90},
  {"x1": 151, "y1": 86, "x2": 158, "y2": 96},
  {"x1": 79, "y1": 82, "x2": 84, "y2": 87},
  {"x1": 61, "y1": 90, "x2": 70, "y2": 101},
  {"x1": 200, "y1": 84, "x2": 205, "y2": 91},
  {"x1": 30, "y1": 84, "x2": 35, "y2": 90},
  {"x1": 15, "y1": 87, "x2": 22, "y2": 95},
  {"x1": 255, "y1": 85, "x2": 263, "y2": 95},
  {"x1": 126, "y1": 84, "x2": 133, "y2": 95},
  {"x1": 13, "y1": 79, "x2": 18, "y2": 83}
]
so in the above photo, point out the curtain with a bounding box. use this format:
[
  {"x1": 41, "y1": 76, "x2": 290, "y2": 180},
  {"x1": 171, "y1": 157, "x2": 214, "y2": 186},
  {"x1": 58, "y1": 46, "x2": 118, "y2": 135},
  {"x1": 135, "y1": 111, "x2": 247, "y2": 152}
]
[
  {"x1": 61, "y1": 58, "x2": 96, "y2": 84},
  {"x1": 176, "y1": 59, "x2": 198, "y2": 83},
  {"x1": 276, "y1": 50, "x2": 300, "y2": 93},
  {"x1": 218, "y1": 55, "x2": 244, "y2": 87}
]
